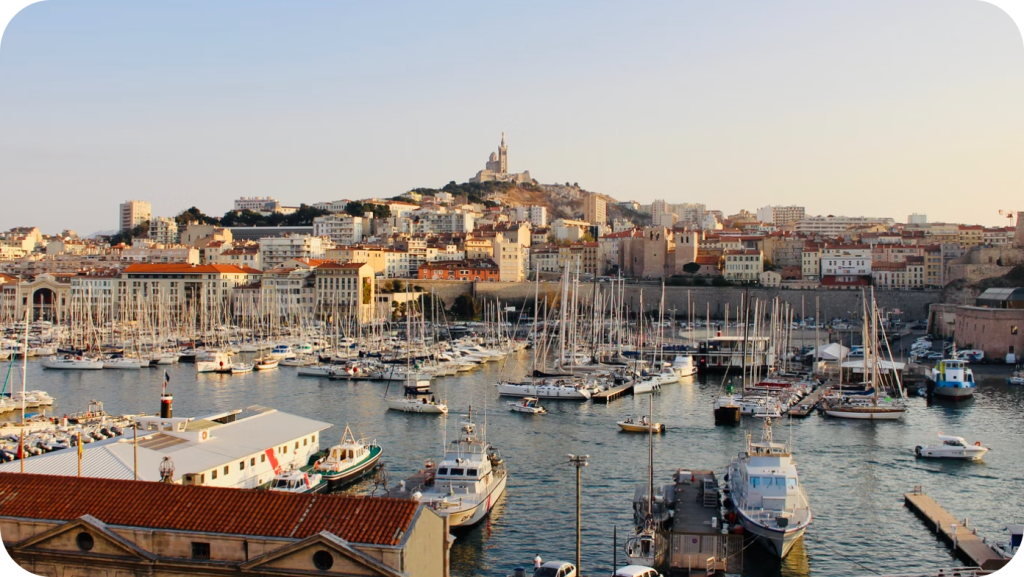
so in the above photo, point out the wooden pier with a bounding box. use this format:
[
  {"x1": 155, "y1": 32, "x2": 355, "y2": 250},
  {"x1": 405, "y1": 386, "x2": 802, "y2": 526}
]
[
  {"x1": 787, "y1": 386, "x2": 827, "y2": 418},
  {"x1": 592, "y1": 382, "x2": 633, "y2": 402},
  {"x1": 904, "y1": 488, "x2": 1007, "y2": 572}
]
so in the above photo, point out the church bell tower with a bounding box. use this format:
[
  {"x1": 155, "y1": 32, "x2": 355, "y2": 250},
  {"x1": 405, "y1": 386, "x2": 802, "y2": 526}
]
[{"x1": 498, "y1": 132, "x2": 508, "y2": 175}]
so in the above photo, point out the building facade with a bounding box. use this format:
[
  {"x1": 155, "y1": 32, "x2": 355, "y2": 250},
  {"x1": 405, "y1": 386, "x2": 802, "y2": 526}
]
[{"x1": 119, "y1": 200, "x2": 151, "y2": 233}]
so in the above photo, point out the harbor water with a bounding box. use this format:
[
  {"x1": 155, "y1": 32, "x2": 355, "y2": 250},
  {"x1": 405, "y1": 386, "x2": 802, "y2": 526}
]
[{"x1": 8, "y1": 351, "x2": 1023, "y2": 577}]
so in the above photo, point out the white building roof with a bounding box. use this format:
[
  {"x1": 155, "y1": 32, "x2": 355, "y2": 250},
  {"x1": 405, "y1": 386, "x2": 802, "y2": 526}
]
[{"x1": 0, "y1": 408, "x2": 332, "y2": 483}]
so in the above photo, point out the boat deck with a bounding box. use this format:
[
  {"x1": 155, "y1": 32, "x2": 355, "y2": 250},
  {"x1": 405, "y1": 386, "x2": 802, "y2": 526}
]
[
  {"x1": 787, "y1": 387, "x2": 827, "y2": 418},
  {"x1": 904, "y1": 488, "x2": 1007, "y2": 572},
  {"x1": 670, "y1": 469, "x2": 720, "y2": 534},
  {"x1": 592, "y1": 382, "x2": 633, "y2": 402}
]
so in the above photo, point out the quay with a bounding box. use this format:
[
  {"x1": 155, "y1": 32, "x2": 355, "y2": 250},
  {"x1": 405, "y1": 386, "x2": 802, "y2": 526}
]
[
  {"x1": 592, "y1": 382, "x2": 633, "y2": 402},
  {"x1": 904, "y1": 487, "x2": 1007, "y2": 572},
  {"x1": 787, "y1": 386, "x2": 827, "y2": 418}
]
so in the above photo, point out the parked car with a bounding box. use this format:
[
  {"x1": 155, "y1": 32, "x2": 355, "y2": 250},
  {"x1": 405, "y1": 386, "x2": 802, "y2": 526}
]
[
  {"x1": 613, "y1": 566, "x2": 662, "y2": 577},
  {"x1": 533, "y1": 562, "x2": 577, "y2": 577}
]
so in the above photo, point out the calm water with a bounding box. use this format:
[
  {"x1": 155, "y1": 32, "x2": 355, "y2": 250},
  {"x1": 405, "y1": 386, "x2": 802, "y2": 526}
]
[{"x1": 9, "y1": 353, "x2": 1023, "y2": 576}]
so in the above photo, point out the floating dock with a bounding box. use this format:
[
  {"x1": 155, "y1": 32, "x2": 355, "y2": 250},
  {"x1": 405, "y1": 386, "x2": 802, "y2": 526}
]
[
  {"x1": 787, "y1": 386, "x2": 827, "y2": 418},
  {"x1": 592, "y1": 382, "x2": 633, "y2": 402},
  {"x1": 904, "y1": 488, "x2": 1007, "y2": 572}
]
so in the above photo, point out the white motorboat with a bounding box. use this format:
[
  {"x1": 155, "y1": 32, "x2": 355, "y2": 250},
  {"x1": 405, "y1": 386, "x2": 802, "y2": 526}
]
[
  {"x1": 296, "y1": 364, "x2": 335, "y2": 377},
  {"x1": 41, "y1": 355, "x2": 103, "y2": 370},
  {"x1": 279, "y1": 356, "x2": 315, "y2": 367},
  {"x1": 993, "y1": 524, "x2": 1022, "y2": 559},
  {"x1": 671, "y1": 355, "x2": 697, "y2": 378},
  {"x1": 418, "y1": 416, "x2": 507, "y2": 527},
  {"x1": 509, "y1": 397, "x2": 546, "y2": 414},
  {"x1": 914, "y1": 433, "x2": 989, "y2": 460},
  {"x1": 268, "y1": 465, "x2": 326, "y2": 494},
  {"x1": 269, "y1": 344, "x2": 294, "y2": 359},
  {"x1": 632, "y1": 379, "x2": 661, "y2": 395},
  {"x1": 230, "y1": 362, "x2": 253, "y2": 374},
  {"x1": 725, "y1": 418, "x2": 812, "y2": 559},
  {"x1": 151, "y1": 352, "x2": 179, "y2": 365}
]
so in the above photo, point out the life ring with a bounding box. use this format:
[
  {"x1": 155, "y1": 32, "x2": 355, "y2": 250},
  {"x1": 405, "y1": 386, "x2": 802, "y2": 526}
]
[
  {"x1": 201, "y1": 430, "x2": 208, "y2": 441},
  {"x1": 974, "y1": 441, "x2": 981, "y2": 447}
]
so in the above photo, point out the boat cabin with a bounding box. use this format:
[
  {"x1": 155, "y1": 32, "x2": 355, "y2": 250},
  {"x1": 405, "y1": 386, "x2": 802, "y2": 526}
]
[{"x1": 269, "y1": 469, "x2": 317, "y2": 493}]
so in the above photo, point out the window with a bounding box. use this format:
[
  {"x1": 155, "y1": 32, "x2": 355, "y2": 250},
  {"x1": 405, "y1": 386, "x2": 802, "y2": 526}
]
[
  {"x1": 75, "y1": 532, "x2": 94, "y2": 551},
  {"x1": 311, "y1": 434, "x2": 316, "y2": 443},
  {"x1": 312, "y1": 550, "x2": 334, "y2": 571},
  {"x1": 211, "y1": 469, "x2": 218, "y2": 480},
  {"x1": 191, "y1": 542, "x2": 211, "y2": 560},
  {"x1": 223, "y1": 466, "x2": 229, "y2": 475},
  {"x1": 261, "y1": 454, "x2": 266, "y2": 463},
  {"x1": 450, "y1": 468, "x2": 465, "y2": 476},
  {"x1": 1013, "y1": 326, "x2": 1019, "y2": 335},
  {"x1": 250, "y1": 457, "x2": 256, "y2": 466},
  {"x1": 239, "y1": 461, "x2": 245, "y2": 471},
  {"x1": 438, "y1": 468, "x2": 449, "y2": 475},
  {"x1": 295, "y1": 442, "x2": 300, "y2": 450},
  {"x1": 303, "y1": 438, "x2": 308, "y2": 446},
  {"x1": 467, "y1": 469, "x2": 478, "y2": 477}
]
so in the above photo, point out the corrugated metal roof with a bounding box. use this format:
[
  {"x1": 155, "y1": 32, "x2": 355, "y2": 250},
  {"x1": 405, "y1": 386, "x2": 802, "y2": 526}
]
[
  {"x1": 0, "y1": 409, "x2": 332, "y2": 482},
  {"x1": 0, "y1": 473, "x2": 419, "y2": 545}
]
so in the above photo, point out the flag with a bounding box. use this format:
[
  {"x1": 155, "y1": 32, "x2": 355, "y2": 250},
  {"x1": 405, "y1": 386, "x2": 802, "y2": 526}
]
[{"x1": 164, "y1": 371, "x2": 170, "y2": 385}]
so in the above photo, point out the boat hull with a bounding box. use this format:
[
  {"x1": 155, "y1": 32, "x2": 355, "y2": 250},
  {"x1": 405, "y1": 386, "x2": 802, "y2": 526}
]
[
  {"x1": 438, "y1": 473, "x2": 508, "y2": 528},
  {"x1": 823, "y1": 407, "x2": 905, "y2": 420},
  {"x1": 930, "y1": 382, "x2": 975, "y2": 399},
  {"x1": 738, "y1": 512, "x2": 808, "y2": 559},
  {"x1": 495, "y1": 383, "x2": 592, "y2": 399},
  {"x1": 714, "y1": 406, "x2": 741, "y2": 425},
  {"x1": 41, "y1": 359, "x2": 103, "y2": 370},
  {"x1": 385, "y1": 399, "x2": 448, "y2": 413}
]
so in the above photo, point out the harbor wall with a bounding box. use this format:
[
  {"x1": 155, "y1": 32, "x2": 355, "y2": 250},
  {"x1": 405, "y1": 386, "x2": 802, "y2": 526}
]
[{"x1": 402, "y1": 280, "x2": 942, "y2": 321}]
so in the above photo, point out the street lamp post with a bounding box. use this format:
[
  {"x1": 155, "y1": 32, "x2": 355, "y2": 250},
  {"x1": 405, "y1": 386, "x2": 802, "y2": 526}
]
[{"x1": 568, "y1": 454, "x2": 589, "y2": 574}]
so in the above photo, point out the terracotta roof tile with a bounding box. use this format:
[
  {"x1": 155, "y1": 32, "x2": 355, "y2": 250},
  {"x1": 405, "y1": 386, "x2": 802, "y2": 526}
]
[{"x1": 0, "y1": 473, "x2": 418, "y2": 545}]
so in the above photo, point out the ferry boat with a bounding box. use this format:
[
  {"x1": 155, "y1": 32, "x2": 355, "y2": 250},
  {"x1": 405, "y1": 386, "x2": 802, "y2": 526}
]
[
  {"x1": 418, "y1": 415, "x2": 507, "y2": 527},
  {"x1": 927, "y1": 358, "x2": 975, "y2": 399},
  {"x1": 725, "y1": 418, "x2": 812, "y2": 558},
  {"x1": 314, "y1": 426, "x2": 383, "y2": 488}
]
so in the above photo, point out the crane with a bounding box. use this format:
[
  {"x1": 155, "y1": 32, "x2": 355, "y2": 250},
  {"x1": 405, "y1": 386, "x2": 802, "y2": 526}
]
[{"x1": 998, "y1": 209, "x2": 1015, "y2": 220}]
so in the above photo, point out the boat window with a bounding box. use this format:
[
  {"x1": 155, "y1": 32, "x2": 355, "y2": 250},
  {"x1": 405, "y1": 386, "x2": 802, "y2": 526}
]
[
  {"x1": 751, "y1": 477, "x2": 761, "y2": 488},
  {"x1": 450, "y1": 468, "x2": 465, "y2": 476},
  {"x1": 467, "y1": 469, "x2": 478, "y2": 477},
  {"x1": 761, "y1": 477, "x2": 774, "y2": 487},
  {"x1": 787, "y1": 478, "x2": 797, "y2": 489},
  {"x1": 438, "y1": 468, "x2": 448, "y2": 475}
]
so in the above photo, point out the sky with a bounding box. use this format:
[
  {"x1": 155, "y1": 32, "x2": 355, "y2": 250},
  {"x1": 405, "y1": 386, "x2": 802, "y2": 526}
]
[{"x1": 1, "y1": 0, "x2": 1023, "y2": 235}]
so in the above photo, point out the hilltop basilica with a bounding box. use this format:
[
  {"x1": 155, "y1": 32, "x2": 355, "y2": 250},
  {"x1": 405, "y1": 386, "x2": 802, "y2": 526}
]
[{"x1": 469, "y1": 132, "x2": 534, "y2": 184}]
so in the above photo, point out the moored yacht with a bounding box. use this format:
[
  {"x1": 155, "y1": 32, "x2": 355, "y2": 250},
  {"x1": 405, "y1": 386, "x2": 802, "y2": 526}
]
[
  {"x1": 417, "y1": 415, "x2": 507, "y2": 527},
  {"x1": 914, "y1": 433, "x2": 989, "y2": 460},
  {"x1": 725, "y1": 418, "x2": 812, "y2": 558},
  {"x1": 41, "y1": 355, "x2": 103, "y2": 370}
]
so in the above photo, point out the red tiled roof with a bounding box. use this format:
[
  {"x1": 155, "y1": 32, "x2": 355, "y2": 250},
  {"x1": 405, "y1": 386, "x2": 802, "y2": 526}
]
[
  {"x1": 0, "y1": 473, "x2": 418, "y2": 545},
  {"x1": 695, "y1": 255, "x2": 721, "y2": 265},
  {"x1": 123, "y1": 263, "x2": 251, "y2": 274}
]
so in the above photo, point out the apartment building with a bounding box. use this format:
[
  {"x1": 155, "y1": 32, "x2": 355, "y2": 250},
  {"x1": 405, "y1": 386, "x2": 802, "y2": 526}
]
[
  {"x1": 723, "y1": 249, "x2": 763, "y2": 282},
  {"x1": 584, "y1": 193, "x2": 607, "y2": 225},
  {"x1": 150, "y1": 217, "x2": 179, "y2": 245},
  {"x1": 417, "y1": 259, "x2": 500, "y2": 281},
  {"x1": 119, "y1": 200, "x2": 151, "y2": 232},
  {"x1": 514, "y1": 205, "x2": 548, "y2": 227},
  {"x1": 492, "y1": 239, "x2": 528, "y2": 282},
  {"x1": 314, "y1": 262, "x2": 375, "y2": 322},
  {"x1": 756, "y1": 205, "x2": 806, "y2": 226},
  {"x1": 313, "y1": 214, "x2": 366, "y2": 245},
  {"x1": 120, "y1": 263, "x2": 261, "y2": 313},
  {"x1": 259, "y1": 235, "x2": 326, "y2": 270}
]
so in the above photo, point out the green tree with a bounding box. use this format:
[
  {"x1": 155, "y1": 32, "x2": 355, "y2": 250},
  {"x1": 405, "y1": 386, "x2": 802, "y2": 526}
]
[
  {"x1": 763, "y1": 258, "x2": 778, "y2": 271},
  {"x1": 692, "y1": 277, "x2": 707, "y2": 286},
  {"x1": 712, "y1": 277, "x2": 731, "y2": 287},
  {"x1": 682, "y1": 262, "x2": 702, "y2": 275},
  {"x1": 109, "y1": 221, "x2": 150, "y2": 246},
  {"x1": 450, "y1": 293, "x2": 481, "y2": 319},
  {"x1": 175, "y1": 207, "x2": 219, "y2": 227},
  {"x1": 362, "y1": 279, "x2": 372, "y2": 305}
]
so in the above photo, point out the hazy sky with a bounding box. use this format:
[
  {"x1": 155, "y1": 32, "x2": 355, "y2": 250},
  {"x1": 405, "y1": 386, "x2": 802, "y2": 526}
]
[{"x1": 1, "y1": 0, "x2": 1023, "y2": 235}]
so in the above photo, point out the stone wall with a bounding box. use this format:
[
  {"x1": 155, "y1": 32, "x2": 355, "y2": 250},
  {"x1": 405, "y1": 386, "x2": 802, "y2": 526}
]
[{"x1": 405, "y1": 279, "x2": 941, "y2": 321}]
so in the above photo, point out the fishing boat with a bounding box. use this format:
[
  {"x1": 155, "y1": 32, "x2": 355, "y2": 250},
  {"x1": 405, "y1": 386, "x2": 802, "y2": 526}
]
[
  {"x1": 914, "y1": 433, "x2": 989, "y2": 460},
  {"x1": 509, "y1": 397, "x2": 547, "y2": 414},
  {"x1": 418, "y1": 413, "x2": 508, "y2": 527},
  {"x1": 725, "y1": 418, "x2": 812, "y2": 558},
  {"x1": 268, "y1": 465, "x2": 326, "y2": 494},
  {"x1": 927, "y1": 356, "x2": 975, "y2": 399},
  {"x1": 230, "y1": 362, "x2": 253, "y2": 374},
  {"x1": 255, "y1": 357, "x2": 279, "y2": 370},
  {"x1": 313, "y1": 425, "x2": 383, "y2": 488},
  {"x1": 41, "y1": 355, "x2": 103, "y2": 370}
]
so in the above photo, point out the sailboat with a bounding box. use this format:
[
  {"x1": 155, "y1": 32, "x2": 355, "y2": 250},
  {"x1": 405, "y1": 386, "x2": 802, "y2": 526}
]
[
  {"x1": 822, "y1": 289, "x2": 906, "y2": 420},
  {"x1": 624, "y1": 394, "x2": 668, "y2": 567},
  {"x1": 385, "y1": 292, "x2": 448, "y2": 415}
]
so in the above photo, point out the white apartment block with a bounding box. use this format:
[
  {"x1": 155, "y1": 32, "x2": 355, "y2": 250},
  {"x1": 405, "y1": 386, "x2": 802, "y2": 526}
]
[
  {"x1": 908, "y1": 213, "x2": 928, "y2": 225},
  {"x1": 514, "y1": 206, "x2": 548, "y2": 227},
  {"x1": 820, "y1": 245, "x2": 872, "y2": 276},
  {"x1": 258, "y1": 235, "x2": 325, "y2": 270},
  {"x1": 756, "y1": 205, "x2": 805, "y2": 226},
  {"x1": 261, "y1": 268, "x2": 315, "y2": 318},
  {"x1": 414, "y1": 210, "x2": 475, "y2": 234},
  {"x1": 668, "y1": 203, "x2": 706, "y2": 229},
  {"x1": 119, "y1": 200, "x2": 151, "y2": 232},
  {"x1": 121, "y1": 246, "x2": 200, "y2": 265},
  {"x1": 313, "y1": 214, "x2": 365, "y2": 245},
  {"x1": 150, "y1": 217, "x2": 179, "y2": 245},
  {"x1": 650, "y1": 199, "x2": 668, "y2": 225},
  {"x1": 794, "y1": 215, "x2": 894, "y2": 236},
  {"x1": 234, "y1": 197, "x2": 280, "y2": 212},
  {"x1": 492, "y1": 239, "x2": 527, "y2": 282}
]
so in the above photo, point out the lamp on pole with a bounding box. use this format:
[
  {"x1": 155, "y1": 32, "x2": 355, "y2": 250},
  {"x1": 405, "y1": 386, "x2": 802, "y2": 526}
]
[{"x1": 568, "y1": 454, "x2": 589, "y2": 574}]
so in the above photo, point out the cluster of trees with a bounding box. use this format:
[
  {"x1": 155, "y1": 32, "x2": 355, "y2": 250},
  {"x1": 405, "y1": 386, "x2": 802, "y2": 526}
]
[
  {"x1": 108, "y1": 222, "x2": 149, "y2": 246},
  {"x1": 449, "y1": 293, "x2": 482, "y2": 319},
  {"x1": 666, "y1": 274, "x2": 732, "y2": 287},
  {"x1": 344, "y1": 201, "x2": 391, "y2": 220},
  {"x1": 219, "y1": 204, "x2": 330, "y2": 227}
]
